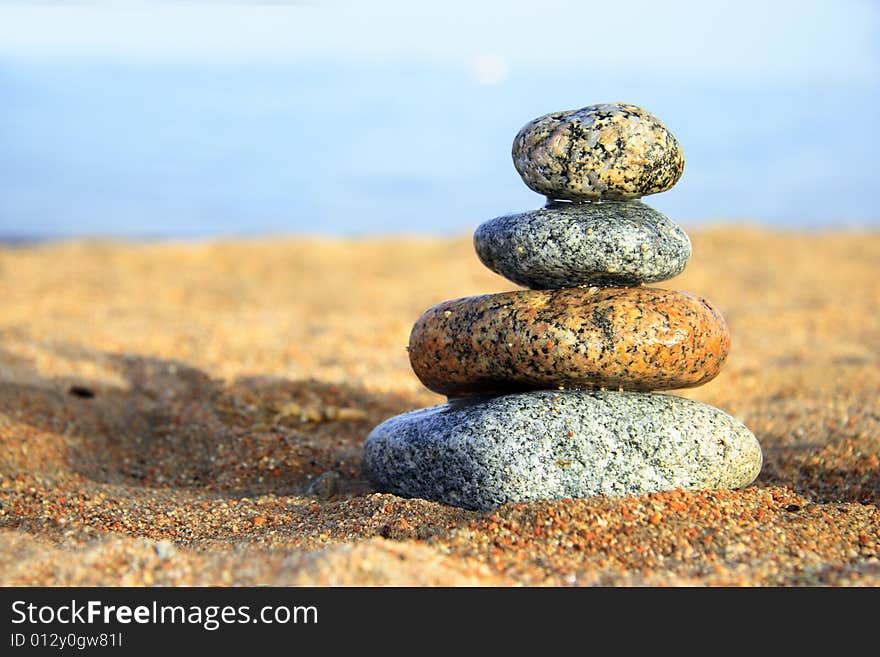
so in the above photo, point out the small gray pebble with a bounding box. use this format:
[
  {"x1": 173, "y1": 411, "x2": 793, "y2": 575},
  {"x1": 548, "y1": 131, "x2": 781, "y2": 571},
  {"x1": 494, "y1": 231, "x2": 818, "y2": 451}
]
[
  {"x1": 306, "y1": 471, "x2": 341, "y2": 499},
  {"x1": 363, "y1": 390, "x2": 761, "y2": 511},
  {"x1": 151, "y1": 540, "x2": 177, "y2": 560},
  {"x1": 474, "y1": 200, "x2": 691, "y2": 288}
]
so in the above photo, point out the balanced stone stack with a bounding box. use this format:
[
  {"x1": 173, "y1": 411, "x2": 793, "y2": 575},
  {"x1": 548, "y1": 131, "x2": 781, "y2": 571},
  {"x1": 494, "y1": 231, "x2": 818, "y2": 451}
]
[{"x1": 364, "y1": 102, "x2": 762, "y2": 511}]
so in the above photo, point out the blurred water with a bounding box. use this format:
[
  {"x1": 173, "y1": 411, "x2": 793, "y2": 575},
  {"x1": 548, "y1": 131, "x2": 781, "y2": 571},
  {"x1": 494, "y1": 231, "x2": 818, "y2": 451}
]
[{"x1": 1, "y1": 57, "x2": 878, "y2": 240}]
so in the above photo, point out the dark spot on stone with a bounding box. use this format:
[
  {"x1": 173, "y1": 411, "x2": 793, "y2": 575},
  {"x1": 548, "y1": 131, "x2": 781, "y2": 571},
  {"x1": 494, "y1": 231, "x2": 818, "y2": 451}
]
[
  {"x1": 68, "y1": 385, "x2": 95, "y2": 399},
  {"x1": 591, "y1": 307, "x2": 616, "y2": 345},
  {"x1": 786, "y1": 504, "x2": 801, "y2": 512}
]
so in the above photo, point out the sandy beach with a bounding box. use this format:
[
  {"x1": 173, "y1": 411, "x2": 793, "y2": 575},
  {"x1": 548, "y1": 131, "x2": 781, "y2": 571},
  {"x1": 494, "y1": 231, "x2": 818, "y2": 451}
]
[{"x1": 0, "y1": 226, "x2": 877, "y2": 586}]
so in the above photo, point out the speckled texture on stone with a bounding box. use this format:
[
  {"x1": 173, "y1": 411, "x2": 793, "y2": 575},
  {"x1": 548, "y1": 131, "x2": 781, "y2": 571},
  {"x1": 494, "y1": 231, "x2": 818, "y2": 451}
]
[
  {"x1": 408, "y1": 286, "x2": 729, "y2": 396},
  {"x1": 363, "y1": 390, "x2": 762, "y2": 511},
  {"x1": 473, "y1": 200, "x2": 691, "y2": 289},
  {"x1": 512, "y1": 103, "x2": 684, "y2": 201}
]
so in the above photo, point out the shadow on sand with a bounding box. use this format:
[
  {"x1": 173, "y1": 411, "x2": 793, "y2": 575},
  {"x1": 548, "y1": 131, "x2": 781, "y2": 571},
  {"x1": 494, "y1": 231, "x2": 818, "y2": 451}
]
[{"x1": 0, "y1": 343, "x2": 422, "y2": 499}]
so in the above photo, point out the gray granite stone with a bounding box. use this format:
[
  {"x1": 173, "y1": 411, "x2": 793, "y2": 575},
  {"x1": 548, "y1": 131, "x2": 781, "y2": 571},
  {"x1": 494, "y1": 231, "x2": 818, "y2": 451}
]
[
  {"x1": 363, "y1": 390, "x2": 761, "y2": 511},
  {"x1": 512, "y1": 103, "x2": 684, "y2": 200},
  {"x1": 473, "y1": 200, "x2": 691, "y2": 288}
]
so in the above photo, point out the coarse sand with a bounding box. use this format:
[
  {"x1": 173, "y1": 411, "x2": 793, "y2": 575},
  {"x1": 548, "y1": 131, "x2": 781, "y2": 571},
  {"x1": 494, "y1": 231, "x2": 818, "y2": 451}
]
[{"x1": 0, "y1": 227, "x2": 877, "y2": 586}]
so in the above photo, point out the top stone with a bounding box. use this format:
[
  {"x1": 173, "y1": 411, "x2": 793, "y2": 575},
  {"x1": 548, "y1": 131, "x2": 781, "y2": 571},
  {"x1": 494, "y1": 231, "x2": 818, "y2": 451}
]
[{"x1": 512, "y1": 103, "x2": 684, "y2": 201}]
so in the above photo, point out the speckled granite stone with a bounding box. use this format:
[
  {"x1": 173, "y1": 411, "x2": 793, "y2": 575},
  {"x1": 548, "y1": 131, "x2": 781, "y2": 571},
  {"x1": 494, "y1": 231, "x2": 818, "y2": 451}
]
[
  {"x1": 408, "y1": 286, "x2": 729, "y2": 396},
  {"x1": 512, "y1": 103, "x2": 684, "y2": 201},
  {"x1": 363, "y1": 390, "x2": 762, "y2": 510},
  {"x1": 474, "y1": 200, "x2": 690, "y2": 289}
]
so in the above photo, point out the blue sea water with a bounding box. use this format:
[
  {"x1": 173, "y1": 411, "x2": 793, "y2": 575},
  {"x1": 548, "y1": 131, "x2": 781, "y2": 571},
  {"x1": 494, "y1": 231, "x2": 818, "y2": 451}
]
[{"x1": 1, "y1": 57, "x2": 878, "y2": 240}]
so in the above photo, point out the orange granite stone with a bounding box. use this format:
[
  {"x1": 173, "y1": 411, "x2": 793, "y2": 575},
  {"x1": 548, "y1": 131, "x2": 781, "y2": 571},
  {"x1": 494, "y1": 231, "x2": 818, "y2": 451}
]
[{"x1": 408, "y1": 286, "x2": 729, "y2": 396}]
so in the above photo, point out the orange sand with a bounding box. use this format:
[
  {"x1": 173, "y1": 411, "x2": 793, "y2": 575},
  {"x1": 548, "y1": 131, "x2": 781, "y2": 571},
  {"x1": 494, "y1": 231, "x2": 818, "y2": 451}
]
[{"x1": 0, "y1": 227, "x2": 877, "y2": 586}]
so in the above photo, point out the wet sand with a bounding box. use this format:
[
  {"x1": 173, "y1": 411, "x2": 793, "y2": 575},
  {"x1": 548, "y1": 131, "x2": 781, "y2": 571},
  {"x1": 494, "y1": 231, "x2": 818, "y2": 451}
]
[{"x1": 0, "y1": 227, "x2": 878, "y2": 586}]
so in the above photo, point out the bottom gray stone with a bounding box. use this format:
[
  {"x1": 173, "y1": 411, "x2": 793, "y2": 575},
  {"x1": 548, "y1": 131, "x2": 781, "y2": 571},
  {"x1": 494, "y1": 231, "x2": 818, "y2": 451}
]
[{"x1": 362, "y1": 390, "x2": 762, "y2": 511}]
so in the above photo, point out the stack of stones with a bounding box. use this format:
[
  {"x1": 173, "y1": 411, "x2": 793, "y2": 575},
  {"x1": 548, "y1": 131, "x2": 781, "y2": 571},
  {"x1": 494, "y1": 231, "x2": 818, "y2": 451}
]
[{"x1": 364, "y1": 102, "x2": 762, "y2": 511}]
